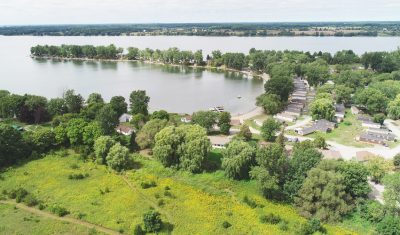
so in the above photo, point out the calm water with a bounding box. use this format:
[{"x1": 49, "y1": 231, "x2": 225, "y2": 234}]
[{"x1": 1, "y1": 36, "x2": 399, "y2": 114}]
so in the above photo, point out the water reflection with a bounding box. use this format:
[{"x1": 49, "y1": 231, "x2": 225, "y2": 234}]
[{"x1": 99, "y1": 61, "x2": 118, "y2": 70}]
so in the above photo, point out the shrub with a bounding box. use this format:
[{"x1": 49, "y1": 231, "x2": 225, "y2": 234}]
[
  {"x1": 157, "y1": 199, "x2": 165, "y2": 206},
  {"x1": 243, "y1": 196, "x2": 257, "y2": 209},
  {"x1": 163, "y1": 190, "x2": 174, "y2": 198},
  {"x1": 260, "y1": 213, "x2": 281, "y2": 224},
  {"x1": 222, "y1": 221, "x2": 232, "y2": 229},
  {"x1": 143, "y1": 210, "x2": 162, "y2": 233},
  {"x1": 343, "y1": 121, "x2": 352, "y2": 126},
  {"x1": 8, "y1": 188, "x2": 29, "y2": 203},
  {"x1": 23, "y1": 194, "x2": 38, "y2": 207},
  {"x1": 49, "y1": 205, "x2": 70, "y2": 217},
  {"x1": 140, "y1": 181, "x2": 157, "y2": 189},
  {"x1": 377, "y1": 216, "x2": 400, "y2": 235},
  {"x1": 68, "y1": 173, "x2": 89, "y2": 180},
  {"x1": 133, "y1": 224, "x2": 144, "y2": 235},
  {"x1": 394, "y1": 154, "x2": 400, "y2": 167},
  {"x1": 278, "y1": 220, "x2": 289, "y2": 231},
  {"x1": 297, "y1": 218, "x2": 325, "y2": 235}
]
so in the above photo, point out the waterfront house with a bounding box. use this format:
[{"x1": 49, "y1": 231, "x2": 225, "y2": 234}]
[
  {"x1": 116, "y1": 125, "x2": 134, "y2": 136},
  {"x1": 297, "y1": 119, "x2": 337, "y2": 136},
  {"x1": 274, "y1": 113, "x2": 297, "y2": 123},
  {"x1": 119, "y1": 113, "x2": 133, "y2": 123},
  {"x1": 208, "y1": 136, "x2": 232, "y2": 149}
]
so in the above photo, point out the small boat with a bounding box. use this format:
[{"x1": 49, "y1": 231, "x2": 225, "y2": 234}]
[{"x1": 237, "y1": 95, "x2": 242, "y2": 99}]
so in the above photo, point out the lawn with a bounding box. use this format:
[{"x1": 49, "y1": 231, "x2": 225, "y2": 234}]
[
  {"x1": 0, "y1": 150, "x2": 360, "y2": 234},
  {"x1": 0, "y1": 203, "x2": 102, "y2": 235}
]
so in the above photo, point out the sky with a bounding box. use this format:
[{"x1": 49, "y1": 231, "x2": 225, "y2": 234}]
[{"x1": 0, "y1": 0, "x2": 399, "y2": 25}]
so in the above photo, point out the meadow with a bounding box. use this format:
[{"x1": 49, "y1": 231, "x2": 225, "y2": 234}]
[{"x1": 0, "y1": 150, "x2": 365, "y2": 234}]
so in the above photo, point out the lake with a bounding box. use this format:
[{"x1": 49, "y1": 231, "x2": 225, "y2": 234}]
[{"x1": 1, "y1": 36, "x2": 399, "y2": 114}]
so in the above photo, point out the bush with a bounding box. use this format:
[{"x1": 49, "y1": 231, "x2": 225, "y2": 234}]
[
  {"x1": 243, "y1": 196, "x2": 258, "y2": 209},
  {"x1": 222, "y1": 221, "x2": 232, "y2": 229},
  {"x1": 377, "y1": 216, "x2": 400, "y2": 235},
  {"x1": 298, "y1": 218, "x2": 325, "y2": 235},
  {"x1": 140, "y1": 181, "x2": 157, "y2": 189},
  {"x1": 133, "y1": 224, "x2": 144, "y2": 235},
  {"x1": 8, "y1": 188, "x2": 29, "y2": 203},
  {"x1": 394, "y1": 154, "x2": 400, "y2": 167},
  {"x1": 278, "y1": 220, "x2": 289, "y2": 231},
  {"x1": 68, "y1": 173, "x2": 89, "y2": 180},
  {"x1": 23, "y1": 194, "x2": 38, "y2": 207},
  {"x1": 143, "y1": 210, "x2": 162, "y2": 233},
  {"x1": 260, "y1": 213, "x2": 281, "y2": 224},
  {"x1": 49, "y1": 205, "x2": 70, "y2": 217},
  {"x1": 157, "y1": 199, "x2": 165, "y2": 206},
  {"x1": 343, "y1": 121, "x2": 352, "y2": 126}
]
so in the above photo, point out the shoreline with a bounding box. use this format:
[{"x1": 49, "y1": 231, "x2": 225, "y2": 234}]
[{"x1": 30, "y1": 55, "x2": 269, "y2": 81}]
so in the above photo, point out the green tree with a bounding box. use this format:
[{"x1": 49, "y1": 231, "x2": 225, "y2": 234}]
[
  {"x1": 64, "y1": 89, "x2": 84, "y2": 113},
  {"x1": 264, "y1": 76, "x2": 294, "y2": 101},
  {"x1": 222, "y1": 140, "x2": 255, "y2": 180},
  {"x1": 94, "y1": 136, "x2": 116, "y2": 164},
  {"x1": 382, "y1": 173, "x2": 400, "y2": 215},
  {"x1": 303, "y1": 60, "x2": 330, "y2": 86},
  {"x1": 256, "y1": 94, "x2": 282, "y2": 115},
  {"x1": 106, "y1": 143, "x2": 131, "y2": 172},
  {"x1": 366, "y1": 157, "x2": 393, "y2": 183},
  {"x1": 31, "y1": 129, "x2": 55, "y2": 152},
  {"x1": 0, "y1": 124, "x2": 29, "y2": 168},
  {"x1": 143, "y1": 210, "x2": 162, "y2": 233},
  {"x1": 260, "y1": 118, "x2": 280, "y2": 141},
  {"x1": 54, "y1": 124, "x2": 69, "y2": 146},
  {"x1": 237, "y1": 124, "x2": 252, "y2": 141},
  {"x1": 377, "y1": 216, "x2": 400, "y2": 235},
  {"x1": 313, "y1": 134, "x2": 327, "y2": 149},
  {"x1": 136, "y1": 119, "x2": 168, "y2": 149},
  {"x1": 129, "y1": 90, "x2": 150, "y2": 116},
  {"x1": 295, "y1": 161, "x2": 353, "y2": 222},
  {"x1": 47, "y1": 98, "x2": 67, "y2": 117},
  {"x1": 394, "y1": 154, "x2": 400, "y2": 168},
  {"x1": 192, "y1": 111, "x2": 218, "y2": 132},
  {"x1": 310, "y1": 98, "x2": 335, "y2": 121},
  {"x1": 337, "y1": 161, "x2": 371, "y2": 199},
  {"x1": 96, "y1": 104, "x2": 119, "y2": 134},
  {"x1": 151, "y1": 110, "x2": 170, "y2": 120},
  {"x1": 110, "y1": 96, "x2": 128, "y2": 117},
  {"x1": 218, "y1": 112, "x2": 231, "y2": 135},
  {"x1": 153, "y1": 125, "x2": 211, "y2": 173},
  {"x1": 82, "y1": 121, "x2": 104, "y2": 147},
  {"x1": 86, "y1": 93, "x2": 104, "y2": 106},
  {"x1": 387, "y1": 94, "x2": 400, "y2": 120},
  {"x1": 354, "y1": 88, "x2": 388, "y2": 114},
  {"x1": 334, "y1": 85, "x2": 353, "y2": 105},
  {"x1": 66, "y1": 118, "x2": 88, "y2": 145},
  {"x1": 130, "y1": 113, "x2": 148, "y2": 130}
]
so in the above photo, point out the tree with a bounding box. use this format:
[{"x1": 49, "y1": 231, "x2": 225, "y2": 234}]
[
  {"x1": 237, "y1": 124, "x2": 252, "y2": 141},
  {"x1": 96, "y1": 104, "x2": 119, "y2": 134},
  {"x1": 284, "y1": 141, "x2": 322, "y2": 200},
  {"x1": 354, "y1": 88, "x2": 389, "y2": 114},
  {"x1": 136, "y1": 119, "x2": 168, "y2": 149},
  {"x1": 256, "y1": 94, "x2": 282, "y2": 115},
  {"x1": 222, "y1": 140, "x2": 255, "y2": 180},
  {"x1": 334, "y1": 85, "x2": 353, "y2": 105},
  {"x1": 0, "y1": 124, "x2": 29, "y2": 168},
  {"x1": 337, "y1": 161, "x2": 371, "y2": 199},
  {"x1": 110, "y1": 96, "x2": 128, "y2": 117},
  {"x1": 218, "y1": 112, "x2": 231, "y2": 135},
  {"x1": 153, "y1": 125, "x2": 211, "y2": 173},
  {"x1": 151, "y1": 110, "x2": 169, "y2": 120},
  {"x1": 383, "y1": 173, "x2": 400, "y2": 215},
  {"x1": 194, "y1": 50, "x2": 203, "y2": 65},
  {"x1": 366, "y1": 157, "x2": 393, "y2": 183},
  {"x1": 130, "y1": 113, "x2": 148, "y2": 130},
  {"x1": 86, "y1": 93, "x2": 104, "y2": 105},
  {"x1": 303, "y1": 60, "x2": 330, "y2": 86},
  {"x1": 19, "y1": 95, "x2": 49, "y2": 124},
  {"x1": 264, "y1": 76, "x2": 294, "y2": 101},
  {"x1": 129, "y1": 131, "x2": 139, "y2": 152},
  {"x1": 313, "y1": 134, "x2": 327, "y2": 149},
  {"x1": 106, "y1": 143, "x2": 131, "y2": 171},
  {"x1": 64, "y1": 89, "x2": 84, "y2": 113},
  {"x1": 373, "y1": 113, "x2": 386, "y2": 125},
  {"x1": 54, "y1": 124, "x2": 69, "y2": 146},
  {"x1": 143, "y1": 210, "x2": 162, "y2": 233},
  {"x1": 260, "y1": 118, "x2": 280, "y2": 141},
  {"x1": 295, "y1": 161, "x2": 353, "y2": 222},
  {"x1": 309, "y1": 98, "x2": 335, "y2": 121},
  {"x1": 31, "y1": 129, "x2": 55, "y2": 152},
  {"x1": 250, "y1": 143, "x2": 287, "y2": 200},
  {"x1": 47, "y1": 98, "x2": 67, "y2": 117},
  {"x1": 387, "y1": 94, "x2": 400, "y2": 120},
  {"x1": 192, "y1": 111, "x2": 218, "y2": 132},
  {"x1": 94, "y1": 136, "x2": 116, "y2": 164},
  {"x1": 0, "y1": 94, "x2": 25, "y2": 118},
  {"x1": 394, "y1": 154, "x2": 400, "y2": 168},
  {"x1": 129, "y1": 90, "x2": 150, "y2": 116},
  {"x1": 66, "y1": 118, "x2": 88, "y2": 145},
  {"x1": 377, "y1": 216, "x2": 400, "y2": 235},
  {"x1": 82, "y1": 121, "x2": 104, "y2": 147}
]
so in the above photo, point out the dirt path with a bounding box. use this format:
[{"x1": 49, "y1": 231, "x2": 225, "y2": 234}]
[
  {"x1": 0, "y1": 200, "x2": 119, "y2": 235},
  {"x1": 120, "y1": 175, "x2": 174, "y2": 223}
]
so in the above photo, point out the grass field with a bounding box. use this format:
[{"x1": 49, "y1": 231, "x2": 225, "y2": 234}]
[
  {"x1": 0, "y1": 150, "x2": 363, "y2": 234},
  {"x1": 0, "y1": 203, "x2": 103, "y2": 235}
]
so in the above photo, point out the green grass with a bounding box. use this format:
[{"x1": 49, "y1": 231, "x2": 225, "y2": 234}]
[
  {"x1": 0, "y1": 150, "x2": 360, "y2": 235},
  {"x1": 0, "y1": 203, "x2": 102, "y2": 235}
]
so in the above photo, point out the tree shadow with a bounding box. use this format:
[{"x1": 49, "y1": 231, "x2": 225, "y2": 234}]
[{"x1": 202, "y1": 151, "x2": 223, "y2": 172}]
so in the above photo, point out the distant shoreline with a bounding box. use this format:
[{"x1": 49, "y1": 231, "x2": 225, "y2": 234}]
[{"x1": 30, "y1": 55, "x2": 269, "y2": 81}]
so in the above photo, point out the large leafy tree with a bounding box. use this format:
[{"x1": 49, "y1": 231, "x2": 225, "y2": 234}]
[
  {"x1": 222, "y1": 140, "x2": 255, "y2": 180},
  {"x1": 295, "y1": 161, "x2": 353, "y2": 222},
  {"x1": 387, "y1": 94, "x2": 400, "y2": 120},
  {"x1": 66, "y1": 118, "x2": 88, "y2": 145},
  {"x1": 106, "y1": 143, "x2": 131, "y2": 172},
  {"x1": 82, "y1": 121, "x2": 104, "y2": 147},
  {"x1": 264, "y1": 76, "x2": 294, "y2": 102},
  {"x1": 94, "y1": 136, "x2": 116, "y2": 164},
  {"x1": 256, "y1": 93, "x2": 282, "y2": 115},
  {"x1": 334, "y1": 85, "x2": 353, "y2": 105},
  {"x1": 309, "y1": 98, "x2": 335, "y2": 121},
  {"x1": 96, "y1": 104, "x2": 119, "y2": 134},
  {"x1": 0, "y1": 124, "x2": 29, "y2": 168},
  {"x1": 30, "y1": 129, "x2": 56, "y2": 152},
  {"x1": 250, "y1": 143, "x2": 287, "y2": 200},
  {"x1": 337, "y1": 161, "x2": 371, "y2": 199},
  {"x1": 64, "y1": 89, "x2": 84, "y2": 113},
  {"x1": 260, "y1": 118, "x2": 280, "y2": 141},
  {"x1": 143, "y1": 210, "x2": 162, "y2": 233},
  {"x1": 303, "y1": 60, "x2": 330, "y2": 86},
  {"x1": 153, "y1": 125, "x2": 211, "y2": 173},
  {"x1": 383, "y1": 172, "x2": 400, "y2": 215},
  {"x1": 218, "y1": 112, "x2": 231, "y2": 135},
  {"x1": 192, "y1": 111, "x2": 218, "y2": 132},
  {"x1": 47, "y1": 98, "x2": 68, "y2": 117},
  {"x1": 129, "y1": 90, "x2": 150, "y2": 116},
  {"x1": 110, "y1": 96, "x2": 128, "y2": 117},
  {"x1": 353, "y1": 88, "x2": 389, "y2": 114},
  {"x1": 135, "y1": 119, "x2": 168, "y2": 149}
]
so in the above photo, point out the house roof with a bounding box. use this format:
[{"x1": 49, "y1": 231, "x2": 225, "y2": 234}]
[
  {"x1": 116, "y1": 124, "x2": 134, "y2": 134},
  {"x1": 335, "y1": 103, "x2": 345, "y2": 114},
  {"x1": 230, "y1": 119, "x2": 241, "y2": 126},
  {"x1": 355, "y1": 151, "x2": 375, "y2": 162},
  {"x1": 208, "y1": 136, "x2": 231, "y2": 146},
  {"x1": 320, "y1": 150, "x2": 342, "y2": 160}
]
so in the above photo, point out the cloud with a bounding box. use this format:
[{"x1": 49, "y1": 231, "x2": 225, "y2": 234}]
[{"x1": 0, "y1": 0, "x2": 399, "y2": 25}]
